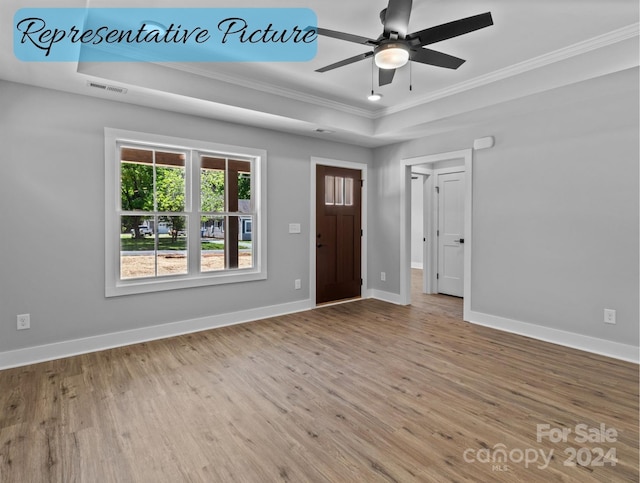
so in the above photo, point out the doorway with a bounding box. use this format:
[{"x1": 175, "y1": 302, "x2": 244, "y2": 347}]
[{"x1": 401, "y1": 149, "x2": 473, "y2": 320}]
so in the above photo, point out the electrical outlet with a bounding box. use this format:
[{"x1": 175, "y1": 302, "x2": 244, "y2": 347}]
[
  {"x1": 604, "y1": 309, "x2": 616, "y2": 325},
  {"x1": 17, "y1": 314, "x2": 30, "y2": 330},
  {"x1": 381, "y1": 272, "x2": 386, "y2": 281},
  {"x1": 294, "y1": 279, "x2": 301, "y2": 290}
]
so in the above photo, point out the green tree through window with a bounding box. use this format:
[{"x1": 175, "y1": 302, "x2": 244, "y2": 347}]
[{"x1": 118, "y1": 145, "x2": 255, "y2": 281}]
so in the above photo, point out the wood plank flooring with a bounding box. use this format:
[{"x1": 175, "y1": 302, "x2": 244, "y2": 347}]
[{"x1": 1, "y1": 271, "x2": 638, "y2": 482}]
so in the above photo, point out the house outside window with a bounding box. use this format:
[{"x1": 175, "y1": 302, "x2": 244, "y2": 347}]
[{"x1": 105, "y1": 128, "x2": 267, "y2": 297}]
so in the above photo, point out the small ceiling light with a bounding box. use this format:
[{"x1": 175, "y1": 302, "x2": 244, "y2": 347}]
[{"x1": 374, "y1": 42, "x2": 410, "y2": 70}]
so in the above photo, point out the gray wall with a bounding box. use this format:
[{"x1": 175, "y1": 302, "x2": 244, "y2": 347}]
[
  {"x1": 370, "y1": 68, "x2": 639, "y2": 346},
  {"x1": 1, "y1": 66, "x2": 638, "y2": 356},
  {"x1": 0, "y1": 80, "x2": 371, "y2": 352}
]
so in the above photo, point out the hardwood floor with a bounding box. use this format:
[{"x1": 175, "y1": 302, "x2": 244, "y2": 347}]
[{"x1": 1, "y1": 271, "x2": 638, "y2": 482}]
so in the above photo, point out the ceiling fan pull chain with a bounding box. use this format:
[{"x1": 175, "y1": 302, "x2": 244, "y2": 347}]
[
  {"x1": 410, "y1": 61, "x2": 413, "y2": 91},
  {"x1": 371, "y1": 57, "x2": 375, "y2": 95}
]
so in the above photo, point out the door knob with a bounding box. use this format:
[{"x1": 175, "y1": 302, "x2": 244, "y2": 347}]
[
  {"x1": 317, "y1": 243, "x2": 324, "y2": 248},
  {"x1": 457, "y1": 238, "x2": 464, "y2": 243}
]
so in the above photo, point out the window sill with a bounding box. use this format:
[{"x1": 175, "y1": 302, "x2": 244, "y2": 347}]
[{"x1": 106, "y1": 269, "x2": 267, "y2": 297}]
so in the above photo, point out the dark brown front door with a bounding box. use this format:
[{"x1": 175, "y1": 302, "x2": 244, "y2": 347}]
[{"x1": 316, "y1": 165, "x2": 362, "y2": 304}]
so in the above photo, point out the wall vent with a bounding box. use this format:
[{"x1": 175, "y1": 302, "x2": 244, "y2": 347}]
[{"x1": 87, "y1": 81, "x2": 128, "y2": 94}]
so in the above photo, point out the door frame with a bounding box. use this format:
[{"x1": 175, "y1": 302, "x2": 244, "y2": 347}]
[
  {"x1": 410, "y1": 166, "x2": 433, "y2": 293},
  {"x1": 310, "y1": 157, "x2": 368, "y2": 306},
  {"x1": 400, "y1": 149, "x2": 473, "y2": 320}
]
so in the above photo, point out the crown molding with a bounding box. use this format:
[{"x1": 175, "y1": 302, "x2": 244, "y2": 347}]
[
  {"x1": 125, "y1": 23, "x2": 638, "y2": 123},
  {"x1": 375, "y1": 23, "x2": 640, "y2": 118},
  {"x1": 160, "y1": 62, "x2": 378, "y2": 119}
]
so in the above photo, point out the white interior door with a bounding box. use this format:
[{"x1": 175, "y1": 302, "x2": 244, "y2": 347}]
[{"x1": 437, "y1": 171, "x2": 465, "y2": 296}]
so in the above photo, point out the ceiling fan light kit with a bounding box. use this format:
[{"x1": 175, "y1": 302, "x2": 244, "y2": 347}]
[
  {"x1": 313, "y1": 0, "x2": 493, "y2": 88},
  {"x1": 374, "y1": 42, "x2": 410, "y2": 69},
  {"x1": 367, "y1": 91, "x2": 383, "y2": 101}
]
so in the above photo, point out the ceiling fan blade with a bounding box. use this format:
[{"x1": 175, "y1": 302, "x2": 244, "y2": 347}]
[
  {"x1": 316, "y1": 52, "x2": 373, "y2": 73},
  {"x1": 382, "y1": 0, "x2": 413, "y2": 38},
  {"x1": 410, "y1": 48, "x2": 465, "y2": 69},
  {"x1": 379, "y1": 68, "x2": 396, "y2": 86},
  {"x1": 308, "y1": 26, "x2": 378, "y2": 46},
  {"x1": 408, "y1": 12, "x2": 493, "y2": 47}
]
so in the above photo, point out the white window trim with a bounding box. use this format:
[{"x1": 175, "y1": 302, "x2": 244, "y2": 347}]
[{"x1": 105, "y1": 128, "x2": 267, "y2": 297}]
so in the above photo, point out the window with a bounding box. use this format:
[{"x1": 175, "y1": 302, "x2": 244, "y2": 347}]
[
  {"x1": 324, "y1": 175, "x2": 354, "y2": 206},
  {"x1": 105, "y1": 129, "x2": 266, "y2": 296}
]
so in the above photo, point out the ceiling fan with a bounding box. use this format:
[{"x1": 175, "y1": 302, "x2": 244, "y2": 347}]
[{"x1": 312, "y1": 0, "x2": 494, "y2": 87}]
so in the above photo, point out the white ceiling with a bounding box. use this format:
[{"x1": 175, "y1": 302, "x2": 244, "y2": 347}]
[{"x1": 2, "y1": 0, "x2": 638, "y2": 146}]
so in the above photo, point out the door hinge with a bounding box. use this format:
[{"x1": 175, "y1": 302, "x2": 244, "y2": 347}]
[
  {"x1": 360, "y1": 179, "x2": 364, "y2": 187},
  {"x1": 423, "y1": 237, "x2": 426, "y2": 242},
  {"x1": 435, "y1": 186, "x2": 440, "y2": 194},
  {"x1": 437, "y1": 230, "x2": 439, "y2": 236},
  {"x1": 361, "y1": 229, "x2": 363, "y2": 236},
  {"x1": 437, "y1": 273, "x2": 439, "y2": 280},
  {"x1": 360, "y1": 278, "x2": 363, "y2": 286}
]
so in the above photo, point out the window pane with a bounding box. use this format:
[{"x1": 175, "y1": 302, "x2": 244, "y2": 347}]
[
  {"x1": 120, "y1": 215, "x2": 155, "y2": 279},
  {"x1": 238, "y1": 216, "x2": 254, "y2": 269},
  {"x1": 325, "y1": 175, "x2": 335, "y2": 205},
  {"x1": 335, "y1": 176, "x2": 344, "y2": 206},
  {"x1": 201, "y1": 157, "x2": 225, "y2": 212},
  {"x1": 227, "y1": 215, "x2": 252, "y2": 270},
  {"x1": 201, "y1": 215, "x2": 226, "y2": 272},
  {"x1": 120, "y1": 148, "x2": 154, "y2": 211},
  {"x1": 156, "y1": 151, "x2": 185, "y2": 212},
  {"x1": 345, "y1": 178, "x2": 354, "y2": 206},
  {"x1": 157, "y1": 216, "x2": 187, "y2": 276},
  {"x1": 231, "y1": 160, "x2": 252, "y2": 213}
]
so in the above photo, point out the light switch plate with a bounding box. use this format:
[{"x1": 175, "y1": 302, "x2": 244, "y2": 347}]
[{"x1": 289, "y1": 223, "x2": 301, "y2": 234}]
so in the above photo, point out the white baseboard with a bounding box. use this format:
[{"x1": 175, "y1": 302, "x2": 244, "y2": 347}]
[
  {"x1": 411, "y1": 262, "x2": 424, "y2": 269},
  {"x1": 3, "y1": 298, "x2": 635, "y2": 370},
  {"x1": 467, "y1": 310, "x2": 639, "y2": 364},
  {"x1": 369, "y1": 289, "x2": 405, "y2": 305},
  {"x1": 0, "y1": 299, "x2": 313, "y2": 370}
]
